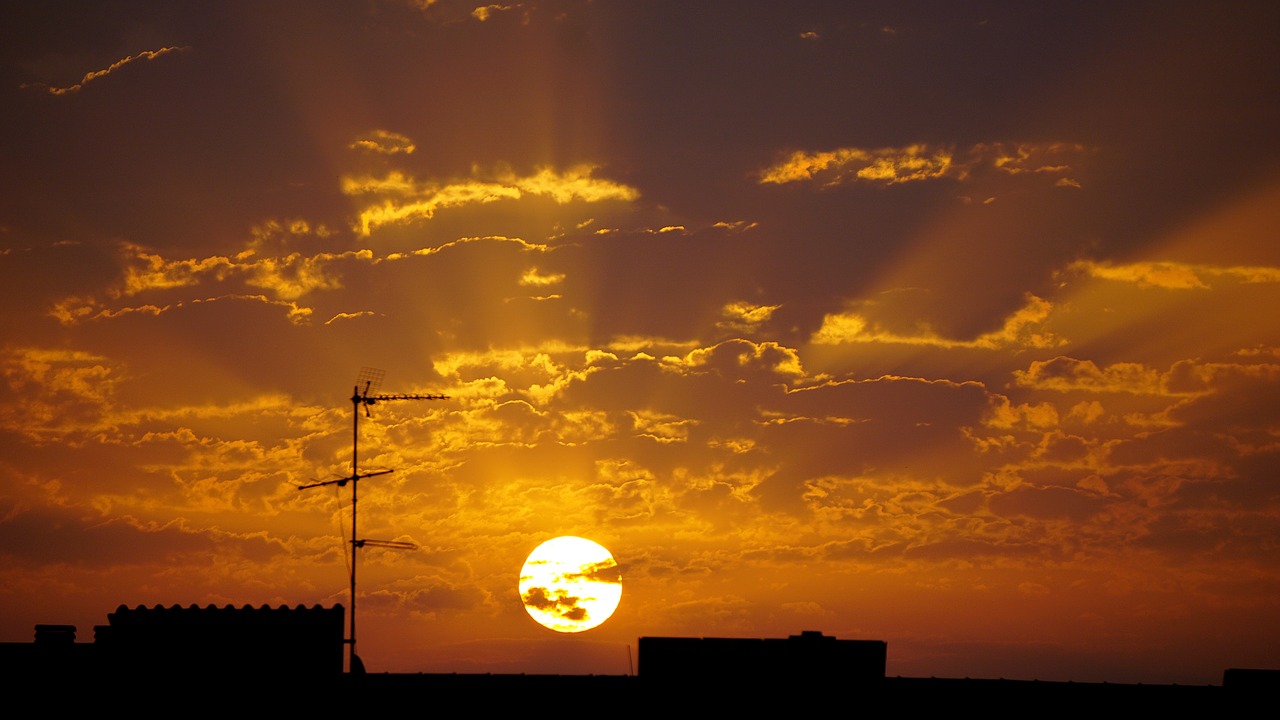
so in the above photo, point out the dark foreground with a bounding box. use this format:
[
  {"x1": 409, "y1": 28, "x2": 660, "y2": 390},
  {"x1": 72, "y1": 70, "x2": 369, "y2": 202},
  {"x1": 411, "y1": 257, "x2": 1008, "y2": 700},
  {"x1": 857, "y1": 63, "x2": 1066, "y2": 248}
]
[{"x1": 5, "y1": 609, "x2": 1271, "y2": 714}]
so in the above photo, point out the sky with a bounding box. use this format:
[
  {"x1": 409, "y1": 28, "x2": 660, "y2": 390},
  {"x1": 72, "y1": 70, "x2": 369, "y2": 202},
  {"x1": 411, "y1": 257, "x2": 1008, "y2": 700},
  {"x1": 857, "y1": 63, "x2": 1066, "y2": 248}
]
[{"x1": 2, "y1": 0, "x2": 1278, "y2": 684}]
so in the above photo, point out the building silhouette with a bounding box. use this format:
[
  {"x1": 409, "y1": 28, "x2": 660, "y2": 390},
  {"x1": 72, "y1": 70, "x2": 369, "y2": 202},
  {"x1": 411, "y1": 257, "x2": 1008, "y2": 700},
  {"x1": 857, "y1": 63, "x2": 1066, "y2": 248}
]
[
  {"x1": 1, "y1": 604, "x2": 343, "y2": 681},
  {"x1": 1, "y1": 605, "x2": 1273, "y2": 712}
]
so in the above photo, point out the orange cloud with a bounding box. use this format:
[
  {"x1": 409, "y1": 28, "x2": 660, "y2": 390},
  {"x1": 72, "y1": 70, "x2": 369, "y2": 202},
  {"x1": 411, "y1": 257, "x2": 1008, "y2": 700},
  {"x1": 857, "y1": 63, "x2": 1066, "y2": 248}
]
[
  {"x1": 759, "y1": 144, "x2": 954, "y2": 186},
  {"x1": 630, "y1": 409, "x2": 694, "y2": 443},
  {"x1": 1014, "y1": 357, "x2": 1169, "y2": 395},
  {"x1": 810, "y1": 294, "x2": 1058, "y2": 349},
  {"x1": 471, "y1": 4, "x2": 522, "y2": 22},
  {"x1": 52, "y1": 294, "x2": 313, "y2": 326},
  {"x1": 324, "y1": 310, "x2": 379, "y2": 325},
  {"x1": 760, "y1": 141, "x2": 1089, "y2": 188},
  {"x1": 349, "y1": 130, "x2": 416, "y2": 155},
  {"x1": 41, "y1": 229, "x2": 413, "y2": 327},
  {"x1": 345, "y1": 166, "x2": 639, "y2": 236},
  {"x1": 676, "y1": 339, "x2": 805, "y2": 380},
  {"x1": 383, "y1": 235, "x2": 551, "y2": 261},
  {"x1": 23, "y1": 46, "x2": 190, "y2": 95},
  {"x1": 518, "y1": 267, "x2": 565, "y2": 287},
  {"x1": 1068, "y1": 260, "x2": 1280, "y2": 289},
  {"x1": 716, "y1": 301, "x2": 781, "y2": 335},
  {"x1": 1, "y1": 347, "x2": 119, "y2": 407}
]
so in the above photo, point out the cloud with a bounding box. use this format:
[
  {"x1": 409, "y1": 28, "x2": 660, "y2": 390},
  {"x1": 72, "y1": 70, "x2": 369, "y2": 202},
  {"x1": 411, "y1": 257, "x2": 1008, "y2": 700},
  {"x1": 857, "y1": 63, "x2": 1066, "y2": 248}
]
[
  {"x1": 45, "y1": 228, "x2": 394, "y2": 326},
  {"x1": 324, "y1": 310, "x2": 379, "y2": 325},
  {"x1": 558, "y1": 558, "x2": 621, "y2": 584},
  {"x1": 1, "y1": 347, "x2": 120, "y2": 405},
  {"x1": 21, "y1": 46, "x2": 190, "y2": 95},
  {"x1": 51, "y1": 294, "x2": 314, "y2": 326},
  {"x1": 1014, "y1": 357, "x2": 1279, "y2": 400},
  {"x1": 0, "y1": 504, "x2": 283, "y2": 568},
  {"x1": 630, "y1": 409, "x2": 694, "y2": 443},
  {"x1": 759, "y1": 142, "x2": 1089, "y2": 188},
  {"x1": 520, "y1": 586, "x2": 586, "y2": 621},
  {"x1": 982, "y1": 142, "x2": 1090, "y2": 177},
  {"x1": 759, "y1": 144, "x2": 955, "y2": 186},
  {"x1": 711, "y1": 220, "x2": 759, "y2": 232},
  {"x1": 349, "y1": 130, "x2": 416, "y2": 155},
  {"x1": 471, "y1": 4, "x2": 523, "y2": 22},
  {"x1": 0, "y1": 348, "x2": 123, "y2": 442},
  {"x1": 676, "y1": 339, "x2": 806, "y2": 381},
  {"x1": 810, "y1": 294, "x2": 1058, "y2": 349},
  {"x1": 1068, "y1": 260, "x2": 1280, "y2": 289},
  {"x1": 111, "y1": 241, "x2": 371, "y2": 301},
  {"x1": 114, "y1": 243, "x2": 236, "y2": 296},
  {"x1": 519, "y1": 267, "x2": 565, "y2": 287},
  {"x1": 345, "y1": 166, "x2": 640, "y2": 236},
  {"x1": 716, "y1": 301, "x2": 781, "y2": 335},
  {"x1": 383, "y1": 235, "x2": 552, "y2": 261},
  {"x1": 1015, "y1": 357, "x2": 1169, "y2": 395},
  {"x1": 399, "y1": 582, "x2": 489, "y2": 613}
]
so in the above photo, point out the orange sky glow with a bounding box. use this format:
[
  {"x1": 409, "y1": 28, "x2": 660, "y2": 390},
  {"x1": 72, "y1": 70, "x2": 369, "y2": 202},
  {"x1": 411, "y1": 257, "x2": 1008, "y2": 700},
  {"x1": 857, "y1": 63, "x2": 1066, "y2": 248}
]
[{"x1": 2, "y1": 1, "x2": 1278, "y2": 684}]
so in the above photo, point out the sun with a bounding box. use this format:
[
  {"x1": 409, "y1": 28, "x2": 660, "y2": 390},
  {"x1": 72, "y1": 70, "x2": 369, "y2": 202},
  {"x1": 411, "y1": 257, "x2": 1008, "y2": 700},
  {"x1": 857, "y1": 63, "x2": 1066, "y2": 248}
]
[{"x1": 519, "y1": 536, "x2": 622, "y2": 633}]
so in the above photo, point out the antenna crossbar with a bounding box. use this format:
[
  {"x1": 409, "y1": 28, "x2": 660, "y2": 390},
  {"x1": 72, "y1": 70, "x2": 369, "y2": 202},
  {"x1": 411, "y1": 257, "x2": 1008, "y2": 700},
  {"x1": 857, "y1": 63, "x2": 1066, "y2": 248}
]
[
  {"x1": 297, "y1": 469, "x2": 393, "y2": 491},
  {"x1": 365, "y1": 393, "x2": 449, "y2": 401},
  {"x1": 355, "y1": 539, "x2": 418, "y2": 550}
]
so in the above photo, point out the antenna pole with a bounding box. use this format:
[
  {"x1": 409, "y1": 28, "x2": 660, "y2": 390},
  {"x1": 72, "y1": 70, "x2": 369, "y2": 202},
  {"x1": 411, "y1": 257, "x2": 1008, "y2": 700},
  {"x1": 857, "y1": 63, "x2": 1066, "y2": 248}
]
[
  {"x1": 297, "y1": 370, "x2": 448, "y2": 673},
  {"x1": 349, "y1": 383, "x2": 361, "y2": 674}
]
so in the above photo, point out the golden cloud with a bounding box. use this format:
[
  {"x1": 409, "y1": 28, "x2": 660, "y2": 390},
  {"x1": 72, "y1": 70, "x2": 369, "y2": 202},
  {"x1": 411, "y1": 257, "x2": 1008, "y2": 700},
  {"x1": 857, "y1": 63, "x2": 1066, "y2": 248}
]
[
  {"x1": 676, "y1": 339, "x2": 805, "y2": 379},
  {"x1": 349, "y1": 130, "x2": 416, "y2": 155},
  {"x1": 345, "y1": 166, "x2": 639, "y2": 236},
  {"x1": 247, "y1": 219, "x2": 333, "y2": 253},
  {"x1": 982, "y1": 141, "x2": 1090, "y2": 176},
  {"x1": 324, "y1": 310, "x2": 379, "y2": 325},
  {"x1": 383, "y1": 235, "x2": 551, "y2": 260},
  {"x1": 244, "y1": 251, "x2": 365, "y2": 300},
  {"x1": 810, "y1": 294, "x2": 1058, "y2": 349},
  {"x1": 1069, "y1": 260, "x2": 1280, "y2": 289},
  {"x1": 759, "y1": 145, "x2": 954, "y2": 186},
  {"x1": 630, "y1": 409, "x2": 694, "y2": 443},
  {"x1": 0, "y1": 347, "x2": 126, "y2": 442},
  {"x1": 341, "y1": 172, "x2": 419, "y2": 196},
  {"x1": 985, "y1": 395, "x2": 1061, "y2": 430},
  {"x1": 116, "y1": 244, "x2": 235, "y2": 296},
  {"x1": 1014, "y1": 357, "x2": 1171, "y2": 395},
  {"x1": 760, "y1": 141, "x2": 1090, "y2": 188},
  {"x1": 432, "y1": 342, "x2": 582, "y2": 379},
  {"x1": 519, "y1": 267, "x2": 566, "y2": 287},
  {"x1": 508, "y1": 166, "x2": 639, "y2": 203},
  {"x1": 112, "y1": 394, "x2": 317, "y2": 429},
  {"x1": 1, "y1": 347, "x2": 119, "y2": 404},
  {"x1": 716, "y1": 301, "x2": 781, "y2": 335},
  {"x1": 23, "y1": 46, "x2": 190, "y2": 95},
  {"x1": 471, "y1": 4, "x2": 521, "y2": 22},
  {"x1": 712, "y1": 220, "x2": 760, "y2": 232},
  {"x1": 90, "y1": 241, "x2": 374, "y2": 311},
  {"x1": 52, "y1": 294, "x2": 313, "y2": 326}
]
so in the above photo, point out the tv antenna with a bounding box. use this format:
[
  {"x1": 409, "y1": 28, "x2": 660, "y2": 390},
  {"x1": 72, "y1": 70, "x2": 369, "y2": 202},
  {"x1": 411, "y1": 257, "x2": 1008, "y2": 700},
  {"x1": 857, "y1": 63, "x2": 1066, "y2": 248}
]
[{"x1": 299, "y1": 367, "x2": 448, "y2": 673}]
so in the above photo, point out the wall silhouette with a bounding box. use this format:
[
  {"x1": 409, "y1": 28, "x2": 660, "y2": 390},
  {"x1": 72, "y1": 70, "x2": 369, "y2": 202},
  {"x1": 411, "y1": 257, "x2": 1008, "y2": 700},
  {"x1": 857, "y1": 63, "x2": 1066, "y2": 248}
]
[{"x1": 640, "y1": 630, "x2": 886, "y2": 685}]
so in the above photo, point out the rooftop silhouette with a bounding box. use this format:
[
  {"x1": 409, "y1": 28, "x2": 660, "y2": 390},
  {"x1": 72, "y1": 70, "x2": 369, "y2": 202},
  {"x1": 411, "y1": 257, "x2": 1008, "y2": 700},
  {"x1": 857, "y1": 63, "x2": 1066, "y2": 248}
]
[{"x1": 2, "y1": 605, "x2": 1274, "y2": 712}]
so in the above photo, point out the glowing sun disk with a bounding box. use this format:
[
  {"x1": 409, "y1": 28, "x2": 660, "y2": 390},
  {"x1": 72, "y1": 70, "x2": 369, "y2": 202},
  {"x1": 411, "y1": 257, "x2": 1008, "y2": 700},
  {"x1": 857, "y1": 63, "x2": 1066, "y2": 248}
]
[{"x1": 519, "y1": 536, "x2": 622, "y2": 633}]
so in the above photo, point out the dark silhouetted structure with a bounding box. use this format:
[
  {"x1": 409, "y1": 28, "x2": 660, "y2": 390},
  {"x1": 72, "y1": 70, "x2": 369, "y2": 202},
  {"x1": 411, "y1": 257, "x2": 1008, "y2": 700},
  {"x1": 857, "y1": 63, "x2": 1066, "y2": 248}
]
[
  {"x1": 1, "y1": 604, "x2": 344, "y2": 681},
  {"x1": 2, "y1": 616, "x2": 1271, "y2": 712},
  {"x1": 640, "y1": 630, "x2": 886, "y2": 685}
]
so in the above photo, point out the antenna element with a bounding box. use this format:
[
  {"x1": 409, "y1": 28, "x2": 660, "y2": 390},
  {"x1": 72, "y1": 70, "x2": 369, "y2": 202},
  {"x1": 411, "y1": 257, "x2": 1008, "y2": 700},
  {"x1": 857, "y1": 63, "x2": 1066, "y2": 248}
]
[{"x1": 299, "y1": 367, "x2": 448, "y2": 673}]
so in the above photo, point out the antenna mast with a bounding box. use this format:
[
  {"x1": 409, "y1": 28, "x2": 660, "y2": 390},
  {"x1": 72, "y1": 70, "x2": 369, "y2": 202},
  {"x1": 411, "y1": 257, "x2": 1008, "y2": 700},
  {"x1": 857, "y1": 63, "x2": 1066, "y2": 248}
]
[{"x1": 299, "y1": 367, "x2": 448, "y2": 673}]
